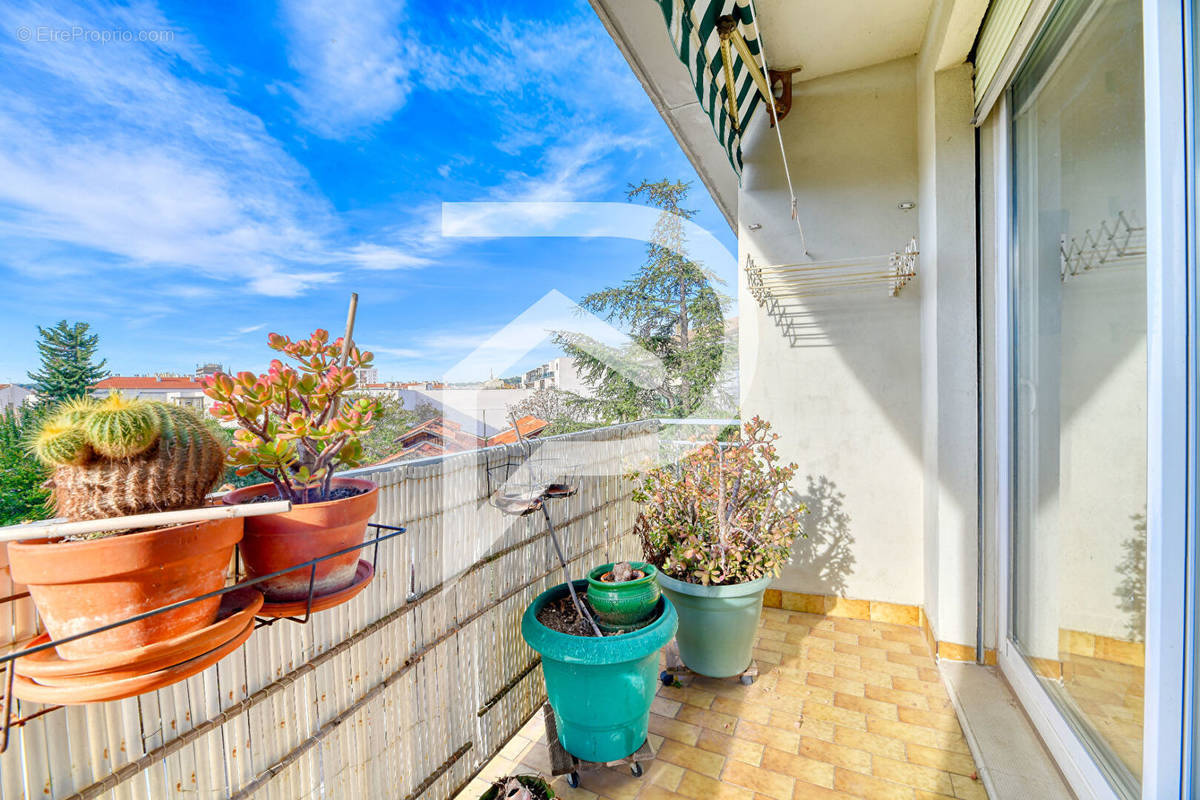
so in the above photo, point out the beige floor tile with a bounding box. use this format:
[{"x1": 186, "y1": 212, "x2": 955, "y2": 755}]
[
  {"x1": 695, "y1": 728, "x2": 765, "y2": 766},
  {"x1": 676, "y1": 769, "x2": 755, "y2": 800},
  {"x1": 459, "y1": 609, "x2": 985, "y2": 800},
  {"x1": 949, "y1": 772, "x2": 989, "y2": 800},
  {"x1": 872, "y1": 755, "x2": 955, "y2": 795},
  {"x1": 656, "y1": 739, "x2": 726, "y2": 778},
  {"x1": 722, "y1": 758, "x2": 795, "y2": 800}
]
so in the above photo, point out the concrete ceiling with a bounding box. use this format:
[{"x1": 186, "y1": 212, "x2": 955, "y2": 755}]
[{"x1": 752, "y1": 0, "x2": 937, "y2": 81}]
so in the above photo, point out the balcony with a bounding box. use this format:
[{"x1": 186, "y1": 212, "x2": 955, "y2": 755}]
[{"x1": 0, "y1": 420, "x2": 1004, "y2": 800}]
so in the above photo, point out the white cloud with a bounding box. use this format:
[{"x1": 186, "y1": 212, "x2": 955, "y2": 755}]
[
  {"x1": 278, "y1": 0, "x2": 415, "y2": 139},
  {"x1": 361, "y1": 344, "x2": 422, "y2": 358},
  {"x1": 0, "y1": 0, "x2": 432, "y2": 297},
  {"x1": 342, "y1": 243, "x2": 430, "y2": 271}
]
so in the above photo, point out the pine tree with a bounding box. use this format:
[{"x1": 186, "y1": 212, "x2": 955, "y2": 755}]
[
  {"x1": 554, "y1": 180, "x2": 730, "y2": 422},
  {"x1": 27, "y1": 320, "x2": 109, "y2": 405}
]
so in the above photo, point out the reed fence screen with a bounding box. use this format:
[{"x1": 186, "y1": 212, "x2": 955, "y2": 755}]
[{"x1": 0, "y1": 420, "x2": 661, "y2": 800}]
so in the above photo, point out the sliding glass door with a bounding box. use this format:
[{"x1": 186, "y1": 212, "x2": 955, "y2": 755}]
[{"x1": 1008, "y1": 0, "x2": 1147, "y2": 796}]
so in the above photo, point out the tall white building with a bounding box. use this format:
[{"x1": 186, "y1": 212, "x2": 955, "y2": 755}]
[{"x1": 520, "y1": 357, "x2": 587, "y2": 394}]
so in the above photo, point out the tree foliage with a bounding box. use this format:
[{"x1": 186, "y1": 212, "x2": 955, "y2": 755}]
[
  {"x1": 0, "y1": 408, "x2": 51, "y2": 526},
  {"x1": 554, "y1": 179, "x2": 730, "y2": 423},
  {"x1": 355, "y1": 394, "x2": 439, "y2": 463},
  {"x1": 27, "y1": 320, "x2": 109, "y2": 405},
  {"x1": 506, "y1": 387, "x2": 592, "y2": 436}
]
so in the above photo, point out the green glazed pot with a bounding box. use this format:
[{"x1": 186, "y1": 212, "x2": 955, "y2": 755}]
[
  {"x1": 586, "y1": 562, "x2": 660, "y2": 630},
  {"x1": 522, "y1": 580, "x2": 677, "y2": 763},
  {"x1": 656, "y1": 571, "x2": 772, "y2": 678}
]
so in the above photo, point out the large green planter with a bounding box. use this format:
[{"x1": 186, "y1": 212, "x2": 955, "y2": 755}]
[
  {"x1": 656, "y1": 572, "x2": 771, "y2": 678},
  {"x1": 522, "y1": 580, "x2": 677, "y2": 763},
  {"x1": 586, "y1": 562, "x2": 660, "y2": 631}
]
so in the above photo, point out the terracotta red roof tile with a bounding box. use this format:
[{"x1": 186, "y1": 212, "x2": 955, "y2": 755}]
[
  {"x1": 487, "y1": 416, "x2": 549, "y2": 446},
  {"x1": 93, "y1": 376, "x2": 204, "y2": 390}
]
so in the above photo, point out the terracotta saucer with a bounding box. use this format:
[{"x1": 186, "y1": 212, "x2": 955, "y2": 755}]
[
  {"x1": 15, "y1": 588, "x2": 263, "y2": 685},
  {"x1": 256, "y1": 560, "x2": 374, "y2": 618},
  {"x1": 13, "y1": 621, "x2": 253, "y2": 705}
]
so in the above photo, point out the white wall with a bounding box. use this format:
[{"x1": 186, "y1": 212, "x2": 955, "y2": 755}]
[
  {"x1": 739, "y1": 57, "x2": 925, "y2": 607},
  {"x1": 917, "y1": 59, "x2": 980, "y2": 649}
]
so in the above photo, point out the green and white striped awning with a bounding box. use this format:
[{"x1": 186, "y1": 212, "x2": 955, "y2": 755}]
[{"x1": 654, "y1": 0, "x2": 765, "y2": 173}]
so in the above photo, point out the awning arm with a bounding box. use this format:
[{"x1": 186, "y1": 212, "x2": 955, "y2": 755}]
[
  {"x1": 720, "y1": 17, "x2": 774, "y2": 120},
  {"x1": 717, "y1": 19, "x2": 741, "y2": 132}
]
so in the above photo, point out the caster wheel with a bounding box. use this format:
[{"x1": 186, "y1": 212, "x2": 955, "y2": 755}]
[
  {"x1": 566, "y1": 772, "x2": 580, "y2": 788},
  {"x1": 660, "y1": 671, "x2": 672, "y2": 686},
  {"x1": 740, "y1": 674, "x2": 755, "y2": 685},
  {"x1": 630, "y1": 762, "x2": 643, "y2": 777}
]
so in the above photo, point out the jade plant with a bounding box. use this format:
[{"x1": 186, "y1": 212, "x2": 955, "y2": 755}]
[
  {"x1": 28, "y1": 394, "x2": 225, "y2": 523},
  {"x1": 200, "y1": 328, "x2": 382, "y2": 504},
  {"x1": 630, "y1": 416, "x2": 806, "y2": 585}
]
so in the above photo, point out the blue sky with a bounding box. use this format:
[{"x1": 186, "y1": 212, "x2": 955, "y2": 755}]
[{"x1": 0, "y1": 0, "x2": 734, "y2": 383}]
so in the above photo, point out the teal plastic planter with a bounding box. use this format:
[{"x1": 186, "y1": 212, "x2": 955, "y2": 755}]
[
  {"x1": 656, "y1": 572, "x2": 771, "y2": 678},
  {"x1": 522, "y1": 580, "x2": 677, "y2": 763},
  {"x1": 586, "y1": 562, "x2": 660, "y2": 631}
]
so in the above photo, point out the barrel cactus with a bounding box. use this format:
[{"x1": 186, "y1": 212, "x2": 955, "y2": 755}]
[
  {"x1": 29, "y1": 394, "x2": 225, "y2": 521},
  {"x1": 80, "y1": 394, "x2": 160, "y2": 458}
]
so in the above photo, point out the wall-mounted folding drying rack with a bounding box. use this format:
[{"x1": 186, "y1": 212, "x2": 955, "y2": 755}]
[
  {"x1": 1060, "y1": 211, "x2": 1145, "y2": 280},
  {"x1": 745, "y1": 237, "x2": 919, "y2": 308}
]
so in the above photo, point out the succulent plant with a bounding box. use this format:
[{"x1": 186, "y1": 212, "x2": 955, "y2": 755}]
[
  {"x1": 80, "y1": 394, "x2": 161, "y2": 459},
  {"x1": 30, "y1": 419, "x2": 91, "y2": 466},
  {"x1": 201, "y1": 328, "x2": 383, "y2": 504},
  {"x1": 630, "y1": 417, "x2": 806, "y2": 586},
  {"x1": 55, "y1": 395, "x2": 100, "y2": 425}
]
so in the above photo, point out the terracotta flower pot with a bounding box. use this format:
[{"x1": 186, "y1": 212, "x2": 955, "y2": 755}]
[
  {"x1": 222, "y1": 478, "x2": 378, "y2": 602},
  {"x1": 7, "y1": 517, "x2": 243, "y2": 661}
]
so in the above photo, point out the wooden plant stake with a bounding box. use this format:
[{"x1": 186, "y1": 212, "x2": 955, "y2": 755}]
[{"x1": 539, "y1": 503, "x2": 601, "y2": 637}]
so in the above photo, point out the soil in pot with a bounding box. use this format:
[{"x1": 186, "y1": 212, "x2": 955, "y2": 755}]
[
  {"x1": 535, "y1": 592, "x2": 660, "y2": 637},
  {"x1": 223, "y1": 478, "x2": 378, "y2": 603}
]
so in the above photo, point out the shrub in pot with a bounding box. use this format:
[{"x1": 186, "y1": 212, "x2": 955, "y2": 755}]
[
  {"x1": 202, "y1": 329, "x2": 384, "y2": 602},
  {"x1": 631, "y1": 417, "x2": 805, "y2": 678},
  {"x1": 479, "y1": 775, "x2": 554, "y2": 800},
  {"x1": 9, "y1": 396, "x2": 234, "y2": 659}
]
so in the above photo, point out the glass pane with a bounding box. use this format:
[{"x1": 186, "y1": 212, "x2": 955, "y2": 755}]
[{"x1": 1010, "y1": 0, "x2": 1146, "y2": 795}]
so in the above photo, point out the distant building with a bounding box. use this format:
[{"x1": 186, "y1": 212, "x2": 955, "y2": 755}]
[
  {"x1": 355, "y1": 367, "x2": 379, "y2": 385},
  {"x1": 521, "y1": 357, "x2": 586, "y2": 394},
  {"x1": 92, "y1": 376, "x2": 210, "y2": 415},
  {"x1": 195, "y1": 363, "x2": 224, "y2": 378},
  {"x1": 0, "y1": 384, "x2": 34, "y2": 413}
]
